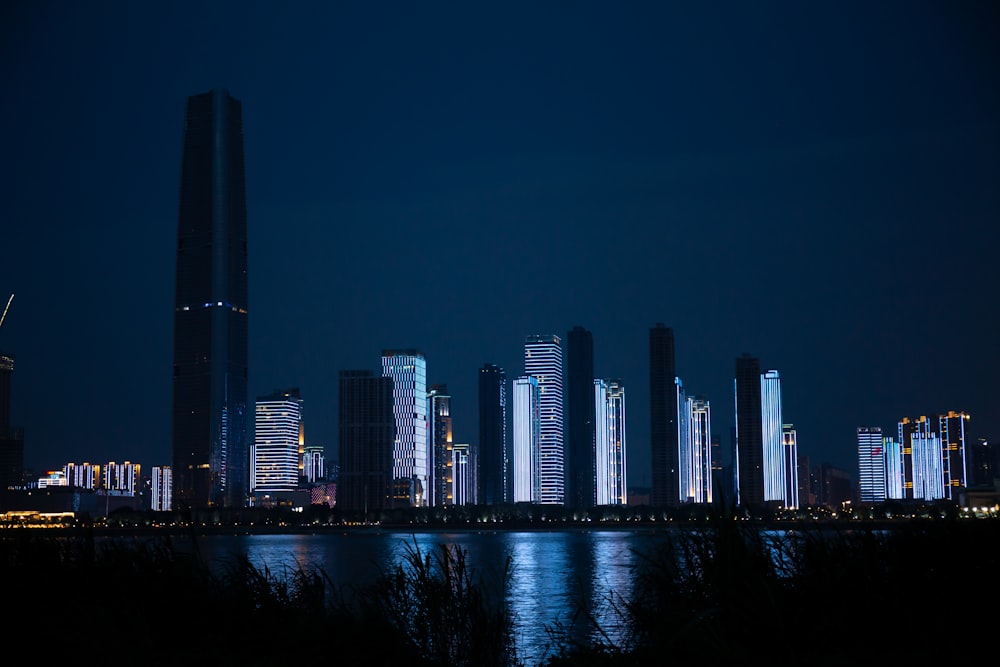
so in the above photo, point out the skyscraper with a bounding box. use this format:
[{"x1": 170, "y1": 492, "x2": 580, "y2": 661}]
[
  {"x1": 857, "y1": 426, "x2": 886, "y2": 503},
  {"x1": 338, "y1": 370, "x2": 395, "y2": 516},
  {"x1": 478, "y1": 363, "x2": 508, "y2": 505},
  {"x1": 252, "y1": 388, "x2": 303, "y2": 494},
  {"x1": 681, "y1": 395, "x2": 713, "y2": 504},
  {"x1": 781, "y1": 423, "x2": 798, "y2": 510},
  {"x1": 428, "y1": 384, "x2": 453, "y2": 506},
  {"x1": 595, "y1": 379, "x2": 628, "y2": 505},
  {"x1": 649, "y1": 324, "x2": 679, "y2": 507},
  {"x1": 512, "y1": 375, "x2": 541, "y2": 503},
  {"x1": 524, "y1": 334, "x2": 565, "y2": 504},
  {"x1": 381, "y1": 349, "x2": 429, "y2": 507},
  {"x1": 734, "y1": 354, "x2": 763, "y2": 509},
  {"x1": 171, "y1": 88, "x2": 249, "y2": 510},
  {"x1": 566, "y1": 325, "x2": 596, "y2": 509}
]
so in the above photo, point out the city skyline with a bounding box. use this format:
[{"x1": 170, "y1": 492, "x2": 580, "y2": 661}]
[{"x1": 1, "y1": 3, "x2": 997, "y2": 489}]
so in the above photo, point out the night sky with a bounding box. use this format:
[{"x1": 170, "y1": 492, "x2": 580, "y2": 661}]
[{"x1": 2, "y1": 2, "x2": 997, "y2": 490}]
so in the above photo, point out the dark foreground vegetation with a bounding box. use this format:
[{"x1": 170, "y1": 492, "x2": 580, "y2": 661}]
[{"x1": 3, "y1": 507, "x2": 998, "y2": 666}]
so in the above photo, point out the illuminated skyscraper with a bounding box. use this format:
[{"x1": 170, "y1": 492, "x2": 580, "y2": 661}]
[
  {"x1": 595, "y1": 379, "x2": 627, "y2": 505},
  {"x1": 512, "y1": 376, "x2": 541, "y2": 503},
  {"x1": 252, "y1": 388, "x2": 303, "y2": 494},
  {"x1": 452, "y1": 442, "x2": 474, "y2": 505},
  {"x1": 428, "y1": 384, "x2": 453, "y2": 506},
  {"x1": 857, "y1": 426, "x2": 886, "y2": 503},
  {"x1": 781, "y1": 423, "x2": 798, "y2": 510},
  {"x1": 381, "y1": 350, "x2": 428, "y2": 507},
  {"x1": 524, "y1": 334, "x2": 564, "y2": 504},
  {"x1": 938, "y1": 411, "x2": 970, "y2": 499},
  {"x1": 760, "y1": 371, "x2": 785, "y2": 505},
  {"x1": 151, "y1": 466, "x2": 172, "y2": 511},
  {"x1": 649, "y1": 324, "x2": 679, "y2": 507},
  {"x1": 478, "y1": 363, "x2": 508, "y2": 505},
  {"x1": 735, "y1": 357, "x2": 787, "y2": 509},
  {"x1": 171, "y1": 88, "x2": 249, "y2": 510},
  {"x1": 566, "y1": 325, "x2": 595, "y2": 508},
  {"x1": 681, "y1": 395, "x2": 713, "y2": 504},
  {"x1": 338, "y1": 370, "x2": 394, "y2": 515}
]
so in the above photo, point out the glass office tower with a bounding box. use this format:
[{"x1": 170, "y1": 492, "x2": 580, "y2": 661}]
[
  {"x1": 253, "y1": 389, "x2": 303, "y2": 493},
  {"x1": 381, "y1": 349, "x2": 428, "y2": 508},
  {"x1": 171, "y1": 88, "x2": 249, "y2": 510}
]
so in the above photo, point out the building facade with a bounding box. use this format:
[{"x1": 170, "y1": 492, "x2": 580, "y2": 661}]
[
  {"x1": 857, "y1": 426, "x2": 886, "y2": 503},
  {"x1": 524, "y1": 335, "x2": 565, "y2": 504},
  {"x1": 252, "y1": 388, "x2": 303, "y2": 494},
  {"x1": 478, "y1": 363, "x2": 508, "y2": 505},
  {"x1": 512, "y1": 376, "x2": 541, "y2": 503},
  {"x1": 381, "y1": 350, "x2": 429, "y2": 508},
  {"x1": 681, "y1": 395, "x2": 713, "y2": 504},
  {"x1": 171, "y1": 88, "x2": 249, "y2": 510},
  {"x1": 594, "y1": 379, "x2": 627, "y2": 505},
  {"x1": 428, "y1": 384, "x2": 453, "y2": 506},
  {"x1": 649, "y1": 324, "x2": 679, "y2": 507},
  {"x1": 337, "y1": 370, "x2": 395, "y2": 516},
  {"x1": 566, "y1": 325, "x2": 595, "y2": 508}
]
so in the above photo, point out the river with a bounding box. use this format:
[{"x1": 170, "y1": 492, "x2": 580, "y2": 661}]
[{"x1": 170, "y1": 527, "x2": 675, "y2": 665}]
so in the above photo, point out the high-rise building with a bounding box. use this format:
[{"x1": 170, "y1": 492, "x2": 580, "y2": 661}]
[
  {"x1": 938, "y1": 411, "x2": 970, "y2": 499},
  {"x1": 381, "y1": 350, "x2": 429, "y2": 508},
  {"x1": 171, "y1": 88, "x2": 249, "y2": 510},
  {"x1": 760, "y1": 370, "x2": 785, "y2": 505},
  {"x1": 681, "y1": 395, "x2": 713, "y2": 504},
  {"x1": 512, "y1": 376, "x2": 541, "y2": 503},
  {"x1": 338, "y1": 370, "x2": 395, "y2": 516},
  {"x1": 452, "y1": 442, "x2": 475, "y2": 505},
  {"x1": 0, "y1": 353, "x2": 24, "y2": 493},
  {"x1": 781, "y1": 423, "x2": 799, "y2": 510},
  {"x1": 478, "y1": 364, "x2": 508, "y2": 505},
  {"x1": 649, "y1": 324, "x2": 679, "y2": 507},
  {"x1": 734, "y1": 357, "x2": 788, "y2": 509},
  {"x1": 857, "y1": 426, "x2": 886, "y2": 503},
  {"x1": 524, "y1": 334, "x2": 565, "y2": 504},
  {"x1": 566, "y1": 325, "x2": 595, "y2": 509},
  {"x1": 303, "y1": 444, "x2": 325, "y2": 483},
  {"x1": 734, "y1": 354, "x2": 764, "y2": 508},
  {"x1": 65, "y1": 462, "x2": 101, "y2": 490},
  {"x1": 595, "y1": 379, "x2": 627, "y2": 505},
  {"x1": 252, "y1": 388, "x2": 303, "y2": 494},
  {"x1": 104, "y1": 461, "x2": 140, "y2": 495},
  {"x1": 428, "y1": 384, "x2": 453, "y2": 506},
  {"x1": 151, "y1": 466, "x2": 172, "y2": 511},
  {"x1": 897, "y1": 411, "x2": 970, "y2": 501}
]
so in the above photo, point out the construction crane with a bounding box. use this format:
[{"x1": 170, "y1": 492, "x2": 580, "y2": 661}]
[{"x1": 0, "y1": 293, "x2": 12, "y2": 331}]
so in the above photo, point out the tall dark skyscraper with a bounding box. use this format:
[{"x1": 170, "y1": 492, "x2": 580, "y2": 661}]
[
  {"x1": 478, "y1": 363, "x2": 508, "y2": 505},
  {"x1": 649, "y1": 323, "x2": 679, "y2": 507},
  {"x1": 566, "y1": 325, "x2": 595, "y2": 508},
  {"x1": 734, "y1": 353, "x2": 764, "y2": 509},
  {"x1": 338, "y1": 370, "x2": 395, "y2": 516},
  {"x1": 171, "y1": 89, "x2": 249, "y2": 510}
]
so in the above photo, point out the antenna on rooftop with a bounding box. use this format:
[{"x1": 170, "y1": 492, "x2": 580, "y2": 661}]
[{"x1": 0, "y1": 293, "x2": 13, "y2": 331}]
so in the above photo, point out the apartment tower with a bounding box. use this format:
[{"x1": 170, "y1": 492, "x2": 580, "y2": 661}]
[{"x1": 524, "y1": 335, "x2": 565, "y2": 504}]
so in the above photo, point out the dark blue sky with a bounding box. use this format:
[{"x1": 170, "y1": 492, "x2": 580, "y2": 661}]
[{"x1": 1, "y1": 1, "x2": 997, "y2": 489}]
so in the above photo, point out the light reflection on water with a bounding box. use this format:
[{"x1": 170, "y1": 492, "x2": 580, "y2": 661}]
[{"x1": 174, "y1": 528, "x2": 671, "y2": 665}]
